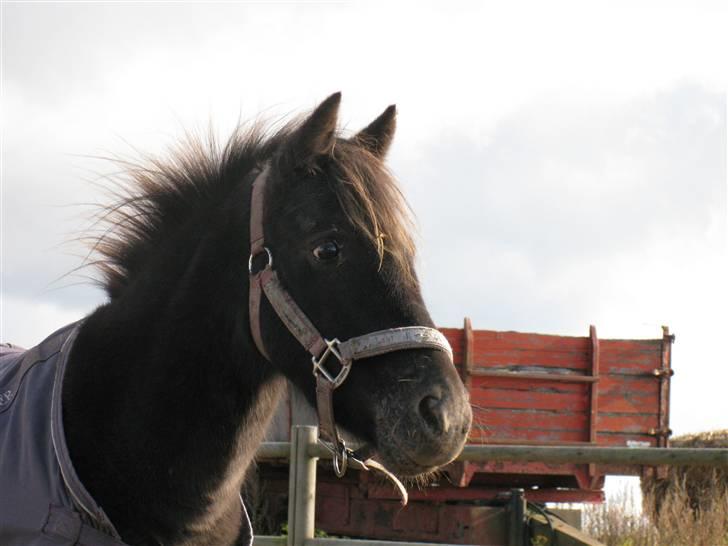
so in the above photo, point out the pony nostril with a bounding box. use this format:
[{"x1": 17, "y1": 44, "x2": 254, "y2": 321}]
[{"x1": 418, "y1": 395, "x2": 446, "y2": 435}]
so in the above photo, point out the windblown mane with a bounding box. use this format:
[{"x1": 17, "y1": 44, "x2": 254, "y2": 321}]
[{"x1": 88, "y1": 119, "x2": 416, "y2": 299}]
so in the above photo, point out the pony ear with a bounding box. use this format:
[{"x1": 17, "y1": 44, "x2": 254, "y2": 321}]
[
  {"x1": 287, "y1": 92, "x2": 342, "y2": 166},
  {"x1": 353, "y1": 105, "x2": 397, "y2": 159}
]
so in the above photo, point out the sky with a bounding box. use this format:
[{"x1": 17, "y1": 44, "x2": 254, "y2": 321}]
[{"x1": 2, "y1": 0, "x2": 727, "y2": 454}]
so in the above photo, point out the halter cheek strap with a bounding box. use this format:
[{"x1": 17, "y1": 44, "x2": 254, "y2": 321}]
[{"x1": 248, "y1": 164, "x2": 452, "y2": 504}]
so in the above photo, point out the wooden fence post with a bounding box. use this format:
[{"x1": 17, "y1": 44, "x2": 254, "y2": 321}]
[{"x1": 287, "y1": 425, "x2": 318, "y2": 546}]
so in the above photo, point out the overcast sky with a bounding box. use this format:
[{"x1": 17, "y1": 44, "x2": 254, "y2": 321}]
[{"x1": 2, "y1": 1, "x2": 727, "y2": 445}]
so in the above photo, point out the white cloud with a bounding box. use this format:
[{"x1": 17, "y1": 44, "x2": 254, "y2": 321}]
[
  {"x1": 2, "y1": 2, "x2": 726, "y2": 438},
  {"x1": 399, "y1": 85, "x2": 726, "y2": 435},
  {"x1": 0, "y1": 294, "x2": 90, "y2": 348}
]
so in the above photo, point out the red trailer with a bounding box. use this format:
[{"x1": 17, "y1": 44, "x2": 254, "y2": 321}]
[{"x1": 251, "y1": 320, "x2": 673, "y2": 544}]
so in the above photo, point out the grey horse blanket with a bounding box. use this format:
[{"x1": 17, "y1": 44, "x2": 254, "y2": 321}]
[
  {"x1": 0, "y1": 323, "x2": 127, "y2": 545},
  {"x1": 0, "y1": 322, "x2": 254, "y2": 546}
]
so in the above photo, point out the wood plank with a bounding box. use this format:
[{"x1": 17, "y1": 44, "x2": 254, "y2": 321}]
[
  {"x1": 599, "y1": 375, "x2": 660, "y2": 396},
  {"x1": 600, "y1": 359, "x2": 661, "y2": 375},
  {"x1": 597, "y1": 412, "x2": 659, "y2": 433},
  {"x1": 471, "y1": 348, "x2": 590, "y2": 369},
  {"x1": 600, "y1": 338, "x2": 663, "y2": 351},
  {"x1": 472, "y1": 330, "x2": 592, "y2": 351},
  {"x1": 472, "y1": 408, "x2": 588, "y2": 431},
  {"x1": 466, "y1": 350, "x2": 660, "y2": 374},
  {"x1": 599, "y1": 375, "x2": 660, "y2": 417},
  {"x1": 472, "y1": 375, "x2": 585, "y2": 393},
  {"x1": 469, "y1": 428, "x2": 587, "y2": 443},
  {"x1": 598, "y1": 339, "x2": 662, "y2": 374},
  {"x1": 470, "y1": 388, "x2": 588, "y2": 412},
  {"x1": 596, "y1": 432, "x2": 658, "y2": 446},
  {"x1": 598, "y1": 390, "x2": 659, "y2": 414},
  {"x1": 467, "y1": 429, "x2": 658, "y2": 447},
  {"x1": 439, "y1": 328, "x2": 462, "y2": 341},
  {"x1": 469, "y1": 427, "x2": 657, "y2": 446}
]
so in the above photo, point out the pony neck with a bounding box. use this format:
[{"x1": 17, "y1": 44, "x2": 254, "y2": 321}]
[{"x1": 62, "y1": 174, "x2": 285, "y2": 544}]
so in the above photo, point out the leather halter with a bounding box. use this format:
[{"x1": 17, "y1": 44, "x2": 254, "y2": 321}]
[{"x1": 248, "y1": 164, "x2": 452, "y2": 502}]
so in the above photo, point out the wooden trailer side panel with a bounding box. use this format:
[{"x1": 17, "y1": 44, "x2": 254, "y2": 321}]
[
  {"x1": 439, "y1": 323, "x2": 670, "y2": 490},
  {"x1": 440, "y1": 326, "x2": 666, "y2": 448}
]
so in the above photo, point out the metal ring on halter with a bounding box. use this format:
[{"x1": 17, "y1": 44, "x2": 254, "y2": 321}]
[
  {"x1": 311, "y1": 338, "x2": 352, "y2": 389},
  {"x1": 248, "y1": 246, "x2": 273, "y2": 275},
  {"x1": 332, "y1": 441, "x2": 349, "y2": 478}
]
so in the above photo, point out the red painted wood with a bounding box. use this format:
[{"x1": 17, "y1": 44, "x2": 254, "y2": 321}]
[
  {"x1": 446, "y1": 324, "x2": 665, "y2": 502},
  {"x1": 472, "y1": 330, "x2": 592, "y2": 352},
  {"x1": 471, "y1": 388, "x2": 589, "y2": 411},
  {"x1": 468, "y1": 424, "x2": 591, "y2": 442},
  {"x1": 472, "y1": 408, "x2": 589, "y2": 430},
  {"x1": 597, "y1": 412, "x2": 659, "y2": 432},
  {"x1": 596, "y1": 432, "x2": 657, "y2": 446},
  {"x1": 598, "y1": 391, "x2": 659, "y2": 414},
  {"x1": 471, "y1": 375, "x2": 586, "y2": 392},
  {"x1": 599, "y1": 375, "x2": 660, "y2": 396},
  {"x1": 470, "y1": 349, "x2": 590, "y2": 369}
]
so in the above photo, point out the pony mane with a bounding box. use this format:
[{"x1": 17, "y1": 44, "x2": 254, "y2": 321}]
[{"x1": 88, "y1": 120, "x2": 417, "y2": 299}]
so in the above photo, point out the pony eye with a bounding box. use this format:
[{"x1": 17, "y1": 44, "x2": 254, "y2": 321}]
[{"x1": 313, "y1": 240, "x2": 340, "y2": 261}]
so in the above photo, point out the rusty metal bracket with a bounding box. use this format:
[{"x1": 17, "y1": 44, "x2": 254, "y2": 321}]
[
  {"x1": 648, "y1": 427, "x2": 673, "y2": 438},
  {"x1": 657, "y1": 326, "x2": 673, "y2": 449},
  {"x1": 588, "y1": 325, "x2": 600, "y2": 485},
  {"x1": 463, "y1": 317, "x2": 474, "y2": 390}
]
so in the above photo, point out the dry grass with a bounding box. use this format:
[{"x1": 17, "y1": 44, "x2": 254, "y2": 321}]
[
  {"x1": 585, "y1": 481, "x2": 728, "y2": 546},
  {"x1": 585, "y1": 430, "x2": 728, "y2": 546},
  {"x1": 642, "y1": 429, "x2": 728, "y2": 523},
  {"x1": 584, "y1": 486, "x2": 659, "y2": 546}
]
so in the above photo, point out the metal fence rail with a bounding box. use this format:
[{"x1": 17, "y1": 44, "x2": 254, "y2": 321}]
[
  {"x1": 257, "y1": 441, "x2": 728, "y2": 467},
  {"x1": 253, "y1": 426, "x2": 728, "y2": 546}
]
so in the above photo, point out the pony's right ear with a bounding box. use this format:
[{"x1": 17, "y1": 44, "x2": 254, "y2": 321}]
[
  {"x1": 352, "y1": 104, "x2": 397, "y2": 159},
  {"x1": 285, "y1": 93, "x2": 342, "y2": 167}
]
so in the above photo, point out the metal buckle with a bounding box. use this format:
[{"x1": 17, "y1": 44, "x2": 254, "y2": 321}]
[
  {"x1": 248, "y1": 246, "x2": 273, "y2": 275},
  {"x1": 332, "y1": 440, "x2": 349, "y2": 477},
  {"x1": 319, "y1": 438, "x2": 357, "y2": 478},
  {"x1": 311, "y1": 338, "x2": 351, "y2": 388}
]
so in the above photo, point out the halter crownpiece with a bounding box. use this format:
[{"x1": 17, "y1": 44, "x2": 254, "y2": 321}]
[{"x1": 248, "y1": 164, "x2": 453, "y2": 504}]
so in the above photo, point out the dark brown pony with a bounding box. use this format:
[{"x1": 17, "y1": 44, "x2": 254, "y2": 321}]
[{"x1": 63, "y1": 94, "x2": 472, "y2": 545}]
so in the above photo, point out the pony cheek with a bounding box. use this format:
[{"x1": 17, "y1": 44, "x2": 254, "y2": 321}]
[{"x1": 330, "y1": 376, "x2": 378, "y2": 443}]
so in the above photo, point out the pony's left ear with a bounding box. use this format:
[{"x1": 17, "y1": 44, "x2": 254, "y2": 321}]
[
  {"x1": 286, "y1": 92, "x2": 342, "y2": 167},
  {"x1": 352, "y1": 105, "x2": 397, "y2": 159}
]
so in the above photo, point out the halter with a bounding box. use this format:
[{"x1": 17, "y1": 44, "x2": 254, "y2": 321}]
[{"x1": 247, "y1": 164, "x2": 452, "y2": 503}]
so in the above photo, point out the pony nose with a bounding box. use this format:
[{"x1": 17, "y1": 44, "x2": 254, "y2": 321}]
[{"x1": 418, "y1": 394, "x2": 450, "y2": 436}]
